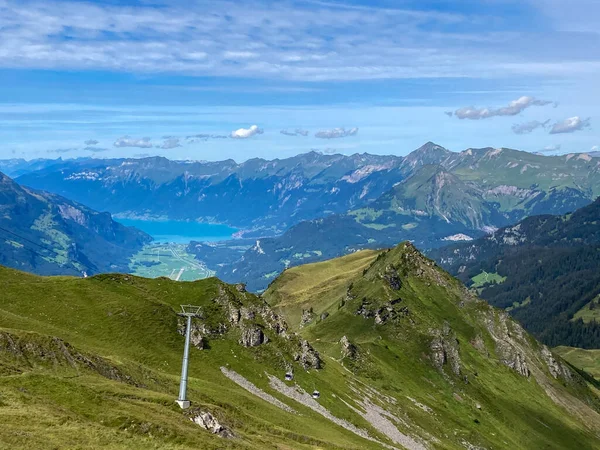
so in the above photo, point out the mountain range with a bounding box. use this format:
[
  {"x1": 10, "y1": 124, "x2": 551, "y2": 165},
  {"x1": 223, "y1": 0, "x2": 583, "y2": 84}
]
[
  {"x1": 0, "y1": 171, "x2": 151, "y2": 276},
  {"x1": 1, "y1": 243, "x2": 599, "y2": 448},
  {"x1": 431, "y1": 197, "x2": 600, "y2": 349},
  {"x1": 10, "y1": 143, "x2": 600, "y2": 291},
  {"x1": 13, "y1": 143, "x2": 600, "y2": 236},
  {"x1": 193, "y1": 145, "x2": 600, "y2": 291}
]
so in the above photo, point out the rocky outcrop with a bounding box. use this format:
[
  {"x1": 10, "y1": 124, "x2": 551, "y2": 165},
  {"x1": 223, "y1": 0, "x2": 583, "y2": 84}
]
[
  {"x1": 430, "y1": 322, "x2": 461, "y2": 375},
  {"x1": 258, "y1": 305, "x2": 288, "y2": 338},
  {"x1": 294, "y1": 340, "x2": 322, "y2": 369},
  {"x1": 497, "y1": 343, "x2": 529, "y2": 377},
  {"x1": 470, "y1": 334, "x2": 489, "y2": 357},
  {"x1": 239, "y1": 326, "x2": 268, "y2": 347},
  {"x1": 300, "y1": 308, "x2": 315, "y2": 327},
  {"x1": 541, "y1": 346, "x2": 572, "y2": 381},
  {"x1": 340, "y1": 336, "x2": 357, "y2": 359},
  {"x1": 177, "y1": 319, "x2": 213, "y2": 350},
  {"x1": 0, "y1": 331, "x2": 141, "y2": 386},
  {"x1": 356, "y1": 298, "x2": 374, "y2": 318},
  {"x1": 189, "y1": 410, "x2": 234, "y2": 438},
  {"x1": 382, "y1": 265, "x2": 402, "y2": 290},
  {"x1": 357, "y1": 297, "x2": 409, "y2": 325},
  {"x1": 482, "y1": 311, "x2": 530, "y2": 378}
]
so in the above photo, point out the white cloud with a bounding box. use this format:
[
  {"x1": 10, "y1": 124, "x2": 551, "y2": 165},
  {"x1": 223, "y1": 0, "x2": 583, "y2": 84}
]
[
  {"x1": 230, "y1": 125, "x2": 264, "y2": 139},
  {"x1": 592, "y1": 145, "x2": 599, "y2": 152},
  {"x1": 158, "y1": 137, "x2": 181, "y2": 149},
  {"x1": 511, "y1": 119, "x2": 550, "y2": 134},
  {"x1": 315, "y1": 127, "x2": 358, "y2": 139},
  {"x1": 549, "y1": 116, "x2": 591, "y2": 134},
  {"x1": 280, "y1": 129, "x2": 309, "y2": 137},
  {"x1": 454, "y1": 96, "x2": 552, "y2": 120},
  {"x1": 114, "y1": 136, "x2": 153, "y2": 148}
]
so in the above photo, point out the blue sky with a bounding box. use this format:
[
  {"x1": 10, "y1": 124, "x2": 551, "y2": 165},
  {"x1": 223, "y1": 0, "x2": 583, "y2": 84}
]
[{"x1": 0, "y1": 0, "x2": 598, "y2": 161}]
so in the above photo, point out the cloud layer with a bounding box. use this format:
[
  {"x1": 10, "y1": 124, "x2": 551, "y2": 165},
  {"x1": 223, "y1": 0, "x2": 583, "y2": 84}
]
[
  {"x1": 454, "y1": 97, "x2": 552, "y2": 120},
  {"x1": 549, "y1": 116, "x2": 591, "y2": 134},
  {"x1": 1, "y1": 0, "x2": 598, "y2": 81},
  {"x1": 315, "y1": 127, "x2": 359, "y2": 139}
]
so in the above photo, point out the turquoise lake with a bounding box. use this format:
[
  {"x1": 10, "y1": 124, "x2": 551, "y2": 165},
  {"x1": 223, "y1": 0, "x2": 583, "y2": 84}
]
[{"x1": 116, "y1": 219, "x2": 238, "y2": 244}]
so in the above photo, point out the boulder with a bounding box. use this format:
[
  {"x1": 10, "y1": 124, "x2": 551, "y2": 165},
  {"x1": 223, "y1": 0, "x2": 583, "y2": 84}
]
[
  {"x1": 300, "y1": 308, "x2": 315, "y2": 327},
  {"x1": 430, "y1": 322, "x2": 461, "y2": 375},
  {"x1": 294, "y1": 339, "x2": 322, "y2": 369},
  {"x1": 190, "y1": 410, "x2": 234, "y2": 438},
  {"x1": 339, "y1": 335, "x2": 357, "y2": 359},
  {"x1": 239, "y1": 326, "x2": 267, "y2": 347}
]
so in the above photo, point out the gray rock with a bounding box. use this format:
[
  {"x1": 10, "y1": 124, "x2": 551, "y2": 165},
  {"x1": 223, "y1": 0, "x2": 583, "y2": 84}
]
[
  {"x1": 541, "y1": 346, "x2": 571, "y2": 381},
  {"x1": 294, "y1": 339, "x2": 322, "y2": 369},
  {"x1": 300, "y1": 308, "x2": 315, "y2": 327},
  {"x1": 190, "y1": 410, "x2": 234, "y2": 438},
  {"x1": 340, "y1": 335, "x2": 357, "y2": 359},
  {"x1": 383, "y1": 265, "x2": 402, "y2": 290},
  {"x1": 239, "y1": 326, "x2": 268, "y2": 347},
  {"x1": 430, "y1": 323, "x2": 461, "y2": 375},
  {"x1": 177, "y1": 319, "x2": 210, "y2": 350}
]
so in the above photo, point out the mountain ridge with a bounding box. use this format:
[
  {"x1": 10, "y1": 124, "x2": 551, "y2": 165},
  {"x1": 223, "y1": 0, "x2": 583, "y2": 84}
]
[{"x1": 430, "y1": 197, "x2": 600, "y2": 348}]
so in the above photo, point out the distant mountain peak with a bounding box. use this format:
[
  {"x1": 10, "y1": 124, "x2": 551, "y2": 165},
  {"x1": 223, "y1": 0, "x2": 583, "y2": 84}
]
[{"x1": 401, "y1": 142, "x2": 452, "y2": 173}]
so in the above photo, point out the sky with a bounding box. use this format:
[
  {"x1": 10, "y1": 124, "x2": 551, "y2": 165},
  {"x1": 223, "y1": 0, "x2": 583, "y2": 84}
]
[{"x1": 0, "y1": 0, "x2": 598, "y2": 161}]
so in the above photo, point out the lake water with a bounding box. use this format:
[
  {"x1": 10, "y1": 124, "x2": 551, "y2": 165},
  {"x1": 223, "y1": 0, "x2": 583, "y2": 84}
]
[{"x1": 116, "y1": 218, "x2": 238, "y2": 243}]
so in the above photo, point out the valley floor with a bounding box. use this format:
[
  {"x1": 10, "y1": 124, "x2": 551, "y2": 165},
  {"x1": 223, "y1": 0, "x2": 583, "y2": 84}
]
[{"x1": 128, "y1": 243, "x2": 214, "y2": 281}]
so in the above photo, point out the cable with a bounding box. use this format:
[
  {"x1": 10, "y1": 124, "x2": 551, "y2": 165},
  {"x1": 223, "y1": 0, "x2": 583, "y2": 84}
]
[
  {"x1": 0, "y1": 225, "x2": 81, "y2": 273},
  {"x1": 0, "y1": 225, "x2": 57, "y2": 254}
]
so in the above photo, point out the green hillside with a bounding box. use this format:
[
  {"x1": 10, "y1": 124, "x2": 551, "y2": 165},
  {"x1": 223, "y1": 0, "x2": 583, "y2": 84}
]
[
  {"x1": 431, "y1": 197, "x2": 600, "y2": 348},
  {"x1": 555, "y1": 347, "x2": 600, "y2": 381},
  {"x1": 1, "y1": 244, "x2": 600, "y2": 449},
  {"x1": 0, "y1": 171, "x2": 151, "y2": 277}
]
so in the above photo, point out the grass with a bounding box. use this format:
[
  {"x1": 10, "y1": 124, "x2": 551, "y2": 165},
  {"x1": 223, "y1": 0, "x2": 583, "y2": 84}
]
[
  {"x1": 1, "y1": 243, "x2": 599, "y2": 449},
  {"x1": 572, "y1": 295, "x2": 600, "y2": 324},
  {"x1": 471, "y1": 271, "x2": 506, "y2": 288},
  {"x1": 555, "y1": 346, "x2": 600, "y2": 380},
  {"x1": 263, "y1": 249, "x2": 379, "y2": 330},
  {"x1": 269, "y1": 243, "x2": 600, "y2": 449}
]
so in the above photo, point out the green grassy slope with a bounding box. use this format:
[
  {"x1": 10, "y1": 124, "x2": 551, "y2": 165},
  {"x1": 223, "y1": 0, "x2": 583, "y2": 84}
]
[
  {"x1": 1, "y1": 243, "x2": 600, "y2": 449},
  {"x1": 265, "y1": 243, "x2": 600, "y2": 449},
  {"x1": 555, "y1": 347, "x2": 600, "y2": 381},
  {"x1": 263, "y1": 249, "x2": 379, "y2": 331},
  {"x1": 0, "y1": 268, "x2": 387, "y2": 449}
]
